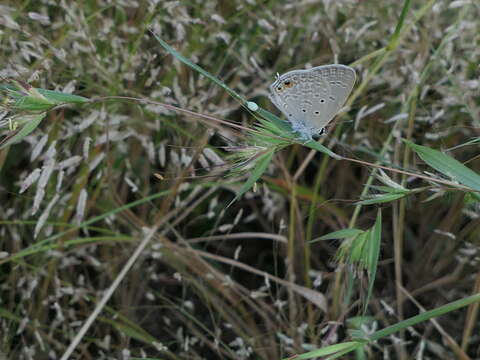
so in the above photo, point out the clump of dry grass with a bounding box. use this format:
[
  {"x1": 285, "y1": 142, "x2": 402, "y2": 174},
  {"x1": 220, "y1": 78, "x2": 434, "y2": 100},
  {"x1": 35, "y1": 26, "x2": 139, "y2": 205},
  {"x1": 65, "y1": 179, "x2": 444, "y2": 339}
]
[{"x1": 1, "y1": 0, "x2": 480, "y2": 359}]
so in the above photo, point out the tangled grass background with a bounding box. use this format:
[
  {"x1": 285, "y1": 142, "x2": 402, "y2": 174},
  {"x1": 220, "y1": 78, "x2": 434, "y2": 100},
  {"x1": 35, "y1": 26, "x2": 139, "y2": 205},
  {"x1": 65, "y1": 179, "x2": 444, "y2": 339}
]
[{"x1": 1, "y1": 0, "x2": 480, "y2": 359}]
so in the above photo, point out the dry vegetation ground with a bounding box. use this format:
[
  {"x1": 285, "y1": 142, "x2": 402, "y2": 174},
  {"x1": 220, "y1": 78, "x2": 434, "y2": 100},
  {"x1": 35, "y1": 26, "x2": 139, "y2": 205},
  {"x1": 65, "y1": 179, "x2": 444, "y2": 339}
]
[{"x1": 1, "y1": 0, "x2": 480, "y2": 359}]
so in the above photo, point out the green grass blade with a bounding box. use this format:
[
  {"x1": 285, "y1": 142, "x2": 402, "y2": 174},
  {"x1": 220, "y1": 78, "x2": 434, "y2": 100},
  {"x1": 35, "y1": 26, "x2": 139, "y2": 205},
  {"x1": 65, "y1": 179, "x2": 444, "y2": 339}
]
[
  {"x1": 36, "y1": 88, "x2": 89, "y2": 104},
  {"x1": 368, "y1": 292, "x2": 480, "y2": 342},
  {"x1": 0, "y1": 113, "x2": 46, "y2": 150},
  {"x1": 13, "y1": 96, "x2": 55, "y2": 111},
  {"x1": 405, "y1": 140, "x2": 480, "y2": 192},
  {"x1": 313, "y1": 228, "x2": 364, "y2": 242},
  {"x1": 229, "y1": 150, "x2": 275, "y2": 205},
  {"x1": 151, "y1": 33, "x2": 244, "y2": 103},
  {"x1": 0, "y1": 83, "x2": 25, "y2": 98},
  {"x1": 256, "y1": 107, "x2": 293, "y2": 133},
  {"x1": 102, "y1": 317, "x2": 158, "y2": 345},
  {"x1": 303, "y1": 140, "x2": 342, "y2": 159},
  {"x1": 356, "y1": 192, "x2": 407, "y2": 205},
  {"x1": 364, "y1": 210, "x2": 382, "y2": 314},
  {"x1": 326, "y1": 344, "x2": 366, "y2": 360},
  {"x1": 282, "y1": 341, "x2": 362, "y2": 360},
  {"x1": 388, "y1": 0, "x2": 412, "y2": 49},
  {"x1": 2, "y1": 83, "x2": 88, "y2": 110}
]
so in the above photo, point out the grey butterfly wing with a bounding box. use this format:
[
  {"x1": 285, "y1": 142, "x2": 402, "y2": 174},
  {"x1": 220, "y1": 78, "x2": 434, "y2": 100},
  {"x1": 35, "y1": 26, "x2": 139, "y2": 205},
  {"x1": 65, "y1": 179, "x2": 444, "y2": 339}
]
[
  {"x1": 268, "y1": 70, "x2": 317, "y2": 131},
  {"x1": 308, "y1": 65, "x2": 356, "y2": 131},
  {"x1": 269, "y1": 64, "x2": 356, "y2": 137}
]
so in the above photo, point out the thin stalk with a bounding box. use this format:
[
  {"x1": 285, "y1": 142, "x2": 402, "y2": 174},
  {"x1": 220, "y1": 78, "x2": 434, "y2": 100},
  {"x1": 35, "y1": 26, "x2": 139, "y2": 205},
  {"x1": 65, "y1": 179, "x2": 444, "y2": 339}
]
[
  {"x1": 461, "y1": 273, "x2": 480, "y2": 351},
  {"x1": 288, "y1": 183, "x2": 299, "y2": 341}
]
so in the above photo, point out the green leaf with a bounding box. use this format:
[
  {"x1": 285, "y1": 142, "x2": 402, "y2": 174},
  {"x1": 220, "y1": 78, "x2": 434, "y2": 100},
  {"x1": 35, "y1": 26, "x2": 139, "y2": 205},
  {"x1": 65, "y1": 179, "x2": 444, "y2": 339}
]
[
  {"x1": 228, "y1": 150, "x2": 275, "y2": 206},
  {"x1": 405, "y1": 140, "x2": 480, "y2": 192},
  {"x1": 348, "y1": 231, "x2": 369, "y2": 264},
  {"x1": 36, "y1": 88, "x2": 89, "y2": 104},
  {"x1": 254, "y1": 110, "x2": 343, "y2": 159},
  {"x1": 369, "y1": 292, "x2": 480, "y2": 342},
  {"x1": 13, "y1": 96, "x2": 55, "y2": 111},
  {"x1": 2, "y1": 83, "x2": 89, "y2": 110},
  {"x1": 303, "y1": 139, "x2": 342, "y2": 159},
  {"x1": 255, "y1": 107, "x2": 294, "y2": 134},
  {"x1": 313, "y1": 228, "x2": 364, "y2": 242},
  {"x1": 0, "y1": 307, "x2": 22, "y2": 322},
  {"x1": 364, "y1": 210, "x2": 382, "y2": 314},
  {"x1": 102, "y1": 317, "x2": 158, "y2": 345},
  {"x1": 369, "y1": 185, "x2": 406, "y2": 193},
  {"x1": 356, "y1": 192, "x2": 407, "y2": 205},
  {"x1": 0, "y1": 113, "x2": 46, "y2": 150},
  {"x1": 0, "y1": 84, "x2": 25, "y2": 98},
  {"x1": 388, "y1": 0, "x2": 412, "y2": 49},
  {"x1": 281, "y1": 341, "x2": 362, "y2": 360},
  {"x1": 152, "y1": 33, "x2": 244, "y2": 103}
]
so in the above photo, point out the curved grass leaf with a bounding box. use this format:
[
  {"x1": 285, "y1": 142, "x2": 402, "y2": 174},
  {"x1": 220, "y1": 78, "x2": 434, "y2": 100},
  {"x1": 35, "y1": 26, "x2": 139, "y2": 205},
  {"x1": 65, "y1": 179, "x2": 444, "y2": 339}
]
[
  {"x1": 313, "y1": 228, "x2": 364, "y2": 242},
  {"x1": 13, "y1": 96, "x2": 55, "y2": 111},
  {"x1": 357, "y1": 192, "x2": 407, "y2": 205},
  {"x1": 255, "y1": 107, "x2": 293, "y2": 134},
  {"x1": 0, "y1": 84, "x2": 25, "y2": 98},
  {"x1": 368, "y1": 292, "x2": 480, "y2": 342},
  {"x1": 2, "y1": 83, "x2": 89, "y2": 110},
  {"x1": 228, "y1": 150, "x2": 275, "y2": 206},
  {"x1": 364, "y1": 210, "x2": 382, "y2": 314},
  {"x1": 405, "y1": 140, "x2": 480, "y2": 192},
  {"x1": 281, "y1": 341, "x2": 362, "y2": 360},
  {"x1": 102, "y1": 317, "x2": 158, "y2": 345},
  {"x1": 152, "y1": 32, "x2": 244, "y2": 103},
  {"x1": 304, "y1": 140, "x2": 342, "y2": 159},
  {"x1": 0, "y1": 113, "x2": 46, "y2": 150},
  {"x1": 36, "y1": 88, "x2": 89, "y2": 104}
]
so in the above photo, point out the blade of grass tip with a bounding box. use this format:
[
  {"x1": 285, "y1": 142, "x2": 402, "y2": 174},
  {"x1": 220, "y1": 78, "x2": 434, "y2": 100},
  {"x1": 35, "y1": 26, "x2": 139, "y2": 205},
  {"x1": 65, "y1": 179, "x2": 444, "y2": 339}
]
[
  {"x1": 326, "y1": 343, "x2": 365, "y2": 360},
  {"x1": 404, "y1": 140, "x2": 480, "y2": 192},
  {"x1": 368, "y1": 292, "x2": 480, "y2": 342},
  {"x1": 356, "y1": 193, "x2": 407, "y2": 205},
  {"x1": 282, "y1": 341, "x2": 361, "y2": 360},
  {"x1": 313, "y1": 228, "x2": 364, "y2": 242},
  {"x1": 348, "y1": 231, "x2": 368, "y2": 264},
  {"x1": 151, "y1": 31, "x2": 245, "y2": 104},
  {"x1": 387, "y1": 0, "x2": 412, "y2": 50},
  {"x1": 227, "y1": 150, "x2": 274, "y2": 207},
  {"x1": 364, "y1": 210, "x2": 382, "y2": 315},
  {"x1": 13, "y1": 96, "x2": 55, "y2": 111},
  {"x1": 303, "y1": 140, "x2": 342, "y2": 160},
  {"x1": 255, "y1": 107, "x2": 294, "y2": 133},
  {"x1": 36, "y1": 88, "x2": 89, "y2": 104},
  {"x1": 0, "y1": 83, "x2": 25, "y2": 98},
  {"x1": 103, "y1": 317, "x2": 158, "y2": 345},
  {"x1": 0, "y1": 113, "x2": 46, "y2": 150}
]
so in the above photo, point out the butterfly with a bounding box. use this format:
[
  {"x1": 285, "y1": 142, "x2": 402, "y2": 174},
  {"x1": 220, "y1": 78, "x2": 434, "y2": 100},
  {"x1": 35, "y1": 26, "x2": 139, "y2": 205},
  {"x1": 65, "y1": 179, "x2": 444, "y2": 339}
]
[{"x1": 268, "y1": 64, "x2": 356, "y2": 139}]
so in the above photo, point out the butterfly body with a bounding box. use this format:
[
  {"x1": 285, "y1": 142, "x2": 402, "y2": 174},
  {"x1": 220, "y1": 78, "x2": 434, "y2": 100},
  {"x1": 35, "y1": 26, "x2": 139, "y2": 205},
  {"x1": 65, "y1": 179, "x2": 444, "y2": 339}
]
[{"x1": 268, "y1": 64, "x2": 356, "y2": 139}]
